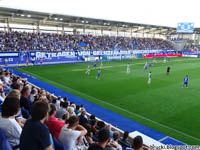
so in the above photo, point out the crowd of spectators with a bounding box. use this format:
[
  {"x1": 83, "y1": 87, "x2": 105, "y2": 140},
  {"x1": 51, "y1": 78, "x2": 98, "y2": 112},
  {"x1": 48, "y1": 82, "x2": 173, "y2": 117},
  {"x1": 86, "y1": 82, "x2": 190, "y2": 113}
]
[
  {"x1": 0, "y1": 31, "x2": 173, "y2": 51},
  {"x1": 170, "y1": 38, "x2": 190, "y2": 41},
  {"x1": 182, "y1": 44, "x2": 200, "y2": 52},
  {"x1": 0, "y1": 68, "x2": 147, "y2": 150}
]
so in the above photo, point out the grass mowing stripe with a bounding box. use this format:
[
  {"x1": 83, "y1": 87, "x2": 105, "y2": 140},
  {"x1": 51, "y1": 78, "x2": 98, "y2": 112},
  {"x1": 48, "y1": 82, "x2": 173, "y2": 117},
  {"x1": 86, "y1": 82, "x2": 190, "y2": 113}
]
[{"x1": 17, "y1": 67, "x2": 200, "y2": 143}]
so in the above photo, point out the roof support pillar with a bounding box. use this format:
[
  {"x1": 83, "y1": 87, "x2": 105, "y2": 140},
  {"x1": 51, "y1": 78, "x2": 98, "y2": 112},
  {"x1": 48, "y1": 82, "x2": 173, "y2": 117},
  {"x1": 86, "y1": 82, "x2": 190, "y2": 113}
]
[
  {"x1": 101, "y1": 28, "x2": 103, "y2": 36},
  {"x1": 62, "y1": 25, "x2": 64, "y2": 34},
  {"x1": 131, "y1": 28, "x2": 133, "y2": 37},
  {"x1": 36, "y1": 22, "x2": 40, "y2": 32},
  {"x1": 6, "y1": 18, "x2": 10, "y2": 31},
  {"x1": 83, "y1": 26, "x2": 86, "y2": 34}
]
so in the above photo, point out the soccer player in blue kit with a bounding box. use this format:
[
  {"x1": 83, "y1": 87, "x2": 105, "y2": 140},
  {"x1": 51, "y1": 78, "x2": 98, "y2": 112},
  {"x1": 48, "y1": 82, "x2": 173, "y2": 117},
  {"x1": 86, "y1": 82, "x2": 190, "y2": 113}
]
[
  {"x1": 93, "y1": 63, "x2": 97, "y2": 69},
  {"x1": 144, "y1": 62, "x2": 148, "y2": 71},
  {"x1": 96, "y1": 68, "x2": 101, "y2": 80},
  {"x1": 182, "y1": 75, "x2": 189, "y2": 88}
]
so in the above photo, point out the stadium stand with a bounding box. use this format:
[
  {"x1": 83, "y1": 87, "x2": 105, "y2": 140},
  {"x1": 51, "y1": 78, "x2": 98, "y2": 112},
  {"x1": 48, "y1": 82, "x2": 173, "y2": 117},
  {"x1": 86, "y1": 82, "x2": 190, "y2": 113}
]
[
  {"x1": 0, "y1": 31, "x2": 173, "y2": 51},
  {"x1": 0, "y1": 68, "x2": 152, "y2": 150},
  {"x1": 182, "y1": 44, "x2": 200, "y2": 52},
  {"x1": 0, "y1": 7, "x2": 188, "y2": 149}
]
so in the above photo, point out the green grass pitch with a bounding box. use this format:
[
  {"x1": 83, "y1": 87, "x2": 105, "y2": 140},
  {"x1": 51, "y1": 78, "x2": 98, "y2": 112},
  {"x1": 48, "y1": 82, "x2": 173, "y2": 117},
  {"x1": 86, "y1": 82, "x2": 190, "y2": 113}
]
[{"x1": 15, "y1": 57, "x2": 200, "y2": 144}]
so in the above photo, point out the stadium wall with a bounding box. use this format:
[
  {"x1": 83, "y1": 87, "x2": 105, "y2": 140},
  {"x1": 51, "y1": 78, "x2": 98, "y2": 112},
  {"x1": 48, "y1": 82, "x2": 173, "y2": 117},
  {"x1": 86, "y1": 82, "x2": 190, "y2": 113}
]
[
  {"x1": 181, "y1": 51, "x2": 200, "y2": 58},
  {"x1": 0, "y1": 50, "x2": 177, "y2": 66}
]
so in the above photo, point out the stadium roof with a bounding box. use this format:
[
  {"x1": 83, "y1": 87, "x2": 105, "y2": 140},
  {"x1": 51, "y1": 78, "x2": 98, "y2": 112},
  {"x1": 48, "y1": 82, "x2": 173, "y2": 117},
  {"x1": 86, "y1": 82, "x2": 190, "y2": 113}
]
[
  {"x1": 1, "y1": 7, "x2": 200, "y2": 35},
  {"x1": 1, "y1": 0, "x2": 200, "y2": 28},
  {"x1": 0, "y1": 7, "x2": 179, "y2": 35}
]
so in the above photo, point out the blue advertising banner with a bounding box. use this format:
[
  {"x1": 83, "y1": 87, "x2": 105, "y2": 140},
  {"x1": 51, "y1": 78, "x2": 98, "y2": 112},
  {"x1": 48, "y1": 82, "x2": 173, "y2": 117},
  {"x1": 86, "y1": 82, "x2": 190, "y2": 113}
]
[{"x1": 0, "y1": 50, "x2": 177, "y2": 66}]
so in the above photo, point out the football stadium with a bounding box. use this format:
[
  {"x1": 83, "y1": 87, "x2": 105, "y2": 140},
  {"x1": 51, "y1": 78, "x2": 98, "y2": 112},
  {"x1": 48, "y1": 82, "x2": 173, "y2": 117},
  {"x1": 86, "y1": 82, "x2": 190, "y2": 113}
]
[{"x1": 0, "y1": 0, "x2": 200, "y2": 149}]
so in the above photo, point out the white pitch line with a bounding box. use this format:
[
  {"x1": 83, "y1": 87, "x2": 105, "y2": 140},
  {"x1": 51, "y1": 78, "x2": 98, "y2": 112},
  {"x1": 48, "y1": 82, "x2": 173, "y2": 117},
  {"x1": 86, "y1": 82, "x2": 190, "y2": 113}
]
[
  {"x1": 159, "y1": 136, "x2": 169, "y2": 142},
  {"x1": 17, "y1": 67, "x2": 200, "y2": 142}
]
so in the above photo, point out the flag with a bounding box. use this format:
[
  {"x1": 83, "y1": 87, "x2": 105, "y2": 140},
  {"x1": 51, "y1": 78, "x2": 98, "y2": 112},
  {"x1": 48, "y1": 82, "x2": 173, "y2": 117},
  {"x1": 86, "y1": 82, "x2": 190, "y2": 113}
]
[
  {"x1": 132, "y1": 43, "x2": 137, "y2": 47},
  {"x1": 114, "y1": 43, "x2": 119, "y2": 51},
  {"x1": 79, "y1": 42, "x2": 87, "y2": 47}
]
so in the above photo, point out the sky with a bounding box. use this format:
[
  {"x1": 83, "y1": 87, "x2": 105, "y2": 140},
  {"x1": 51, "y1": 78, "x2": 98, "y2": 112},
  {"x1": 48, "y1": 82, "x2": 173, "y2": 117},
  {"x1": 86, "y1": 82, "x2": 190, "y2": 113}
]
[{"x1": 0, "y1": 0, "x2": 199, "y2": 27}]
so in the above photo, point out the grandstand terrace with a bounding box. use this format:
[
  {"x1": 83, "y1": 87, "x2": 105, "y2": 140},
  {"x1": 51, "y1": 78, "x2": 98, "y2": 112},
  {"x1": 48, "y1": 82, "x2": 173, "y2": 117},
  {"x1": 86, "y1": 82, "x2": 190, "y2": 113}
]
[
  {"x1": 0, "y1": 31, "x2": 174, "y2": 51},
  {"x1": 0, "y1": 8, "x2": 178, "y2": 52}
]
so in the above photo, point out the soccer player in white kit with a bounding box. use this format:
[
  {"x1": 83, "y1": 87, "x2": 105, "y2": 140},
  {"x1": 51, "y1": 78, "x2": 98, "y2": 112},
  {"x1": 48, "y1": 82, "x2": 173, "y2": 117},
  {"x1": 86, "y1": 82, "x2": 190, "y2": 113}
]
[
  {"x1": 163, "y1": 57, "x2": 167, "y2": 64},
  {"x1": 127, "y1": 63, "x2": 130, "y2": 73},
  {"x1": 148, "y1": 71, "x2": 152, "y2": 84},
  {"x1": 100, "y1": 62, "x2": 103, "y2": 68},
  {"x1": 85, "y1": 65, "x2": 91, "y2": 75}
]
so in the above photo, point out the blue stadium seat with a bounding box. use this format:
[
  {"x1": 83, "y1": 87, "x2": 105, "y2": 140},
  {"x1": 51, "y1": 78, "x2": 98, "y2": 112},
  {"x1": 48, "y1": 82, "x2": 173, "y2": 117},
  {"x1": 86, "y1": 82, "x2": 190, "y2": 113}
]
[
  {"x1": 0, "y1": 129, "x2": 13, "y2": 150},
  {"x1": 53, "y1": 137, "x2": 67, "y2": 150}
]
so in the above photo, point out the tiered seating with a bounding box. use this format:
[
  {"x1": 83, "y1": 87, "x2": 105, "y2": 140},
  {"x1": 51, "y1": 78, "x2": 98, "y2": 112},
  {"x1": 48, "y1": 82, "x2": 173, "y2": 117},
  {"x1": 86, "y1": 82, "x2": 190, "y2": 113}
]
[
  {"x1": 182, "y1": 45, "x2": 200, "y2": 52},
  {"x1": 0, "y1": 31, "x2": 173, "y2": 51}
]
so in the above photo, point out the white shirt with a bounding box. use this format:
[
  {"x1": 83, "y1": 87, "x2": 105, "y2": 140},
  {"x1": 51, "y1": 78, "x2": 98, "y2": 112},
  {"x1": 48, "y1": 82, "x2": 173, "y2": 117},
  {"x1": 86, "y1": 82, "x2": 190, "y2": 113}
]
[
  {"x1": 59, "y1": 124, "x2": 81, "y2": 150},
  {"x1": 4, "y1": 76, "x2": 10, "y2": 84},
  {"x1": 0, "y1": 116, "x2": 22, "y2": 147},
  {"x1": 56, "y1": 100, "x2": 61, "y2": 109},
  {"x1": 0, "y1": 94, "x2": 5, "y2": 103},
  {"x1": 148, "y1": 73, "x2": 151, "y2": 79},
  {"x1": 127, "y1": 64, "x2": 130, "y2": 69},
  {"x1": 0, "y1": 80, "x2": 3, "y2": 85},
  {"x1": 113, "y1": 141, "x2": 122, "y2": 150}
]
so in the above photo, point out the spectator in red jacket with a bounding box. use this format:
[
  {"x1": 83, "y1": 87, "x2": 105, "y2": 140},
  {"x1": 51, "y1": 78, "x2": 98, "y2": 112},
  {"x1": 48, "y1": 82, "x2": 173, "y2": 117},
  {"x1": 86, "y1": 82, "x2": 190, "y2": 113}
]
[{"x1": 46, "y1": 104, "x2": 65, "y2": 140}]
